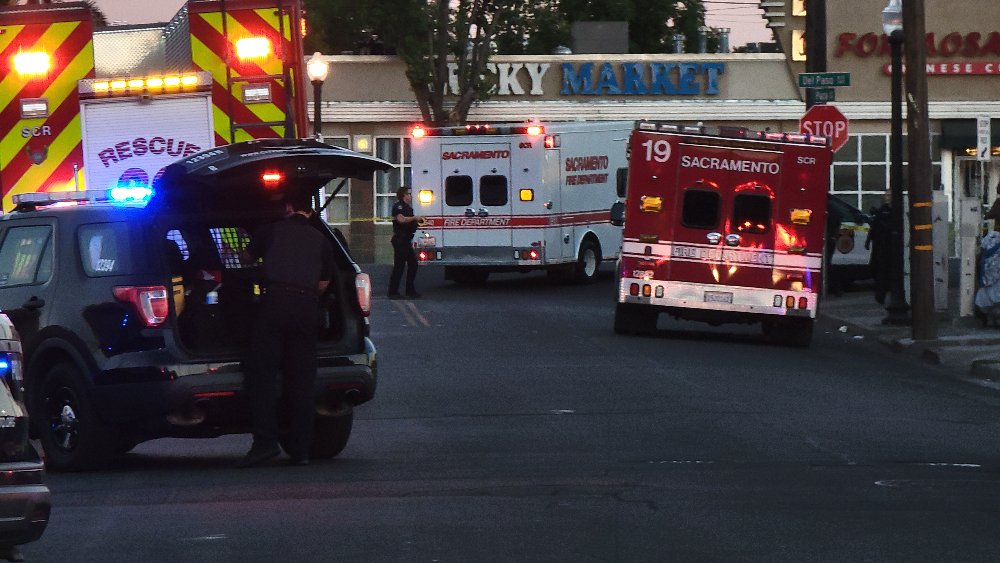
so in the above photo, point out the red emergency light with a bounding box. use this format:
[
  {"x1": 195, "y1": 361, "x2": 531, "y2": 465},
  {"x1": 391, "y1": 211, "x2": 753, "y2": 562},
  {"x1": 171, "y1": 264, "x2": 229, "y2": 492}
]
[
  {"x1": 411, "y1": 126, "x2": 426, "y2": 139},
  {"x1": 261, "y1": 172, "x2": 283, "y2": 188}
]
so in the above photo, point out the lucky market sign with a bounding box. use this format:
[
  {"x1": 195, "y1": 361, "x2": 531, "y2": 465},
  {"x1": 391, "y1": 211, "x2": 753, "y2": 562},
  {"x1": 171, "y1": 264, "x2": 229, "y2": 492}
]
[{"x1": 444, "y1": 61, "x2": 726, "y2": 96}]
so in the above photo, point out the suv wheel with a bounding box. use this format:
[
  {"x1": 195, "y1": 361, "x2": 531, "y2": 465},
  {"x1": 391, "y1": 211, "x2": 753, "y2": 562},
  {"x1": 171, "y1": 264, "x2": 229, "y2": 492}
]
[
  {"x1": 309, "y1": 412, "x2": 354, "y2": 460},
  {"x1": 34, "y1": 363, "x2": 117, "y2": 471}
]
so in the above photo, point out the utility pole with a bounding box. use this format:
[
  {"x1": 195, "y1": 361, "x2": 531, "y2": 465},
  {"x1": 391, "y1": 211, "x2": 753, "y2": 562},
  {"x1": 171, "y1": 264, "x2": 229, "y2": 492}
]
[
  {"x1": 902, "y1": 0, "x2": 937, "y2": 340},
  {"x1": 805, "y1": 0, "x2": 826, "y2": 109}
]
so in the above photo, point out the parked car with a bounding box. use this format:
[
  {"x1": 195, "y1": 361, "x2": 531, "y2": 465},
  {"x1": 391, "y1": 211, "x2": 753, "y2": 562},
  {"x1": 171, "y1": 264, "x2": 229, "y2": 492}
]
[
  {"x1": 0, "y1": 139, "x2": 391, "y2": 471},
  {"x1": 0, "y1": 312, "x2": 50, "y2": 559},
  {"x1": 828, "y1": 194, "x2": 874, "y2": 289}
]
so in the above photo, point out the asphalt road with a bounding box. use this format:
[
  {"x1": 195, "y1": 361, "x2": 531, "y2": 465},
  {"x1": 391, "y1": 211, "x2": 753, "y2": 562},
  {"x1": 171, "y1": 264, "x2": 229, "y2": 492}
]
[{"x1": 24, "y1": 263, "x2": 1000, "y2": 562}]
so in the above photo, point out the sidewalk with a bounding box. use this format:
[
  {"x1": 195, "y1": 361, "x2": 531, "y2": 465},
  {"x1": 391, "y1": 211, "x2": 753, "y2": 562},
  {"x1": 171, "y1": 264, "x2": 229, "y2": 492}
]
[{"x1": 819, "y1": 284, "x2": 1000, "y2": 385}]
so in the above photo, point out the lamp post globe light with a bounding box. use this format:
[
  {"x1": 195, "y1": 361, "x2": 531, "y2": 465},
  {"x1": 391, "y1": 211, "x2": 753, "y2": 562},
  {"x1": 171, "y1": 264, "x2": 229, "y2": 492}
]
[
  {"x1": 306, "y1": 51, "x2": 329, "y2": 142},
  {"x1": 881, "y1": 0, "x2": 910, "y2": 325}
]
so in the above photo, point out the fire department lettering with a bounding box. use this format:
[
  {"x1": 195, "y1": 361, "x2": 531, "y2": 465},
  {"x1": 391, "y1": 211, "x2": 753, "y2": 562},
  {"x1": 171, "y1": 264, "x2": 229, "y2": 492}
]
[
  {"x1": 672, "y1": 244, "x2": 774, "y2": 265},
  {"x1": 443, "y1": 217, "x2": 512, "y2": 227},
  {"x1": 98, "y1": 137, "x2": 202, "y2": 168},
  {"x1": 680, "y1": 155, "x2": 780, "y2": 175},
  {"x1": 442, "y1": 150, "x2": 510, "y2": 160}
]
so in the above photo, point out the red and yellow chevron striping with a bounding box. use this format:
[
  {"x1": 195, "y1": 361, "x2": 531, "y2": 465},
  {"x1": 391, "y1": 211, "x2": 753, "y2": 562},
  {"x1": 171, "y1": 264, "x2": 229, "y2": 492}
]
[
  {"x1": 0, "y1": 7, "x2": 94, "y2": 211},
  {"x1": 189, "y1": 1, "x2": 305, "y2": 145}
]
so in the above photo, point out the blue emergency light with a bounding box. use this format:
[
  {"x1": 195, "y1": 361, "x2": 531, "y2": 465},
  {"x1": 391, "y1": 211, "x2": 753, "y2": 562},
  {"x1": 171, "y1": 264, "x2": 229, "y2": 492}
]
[{"x1": 108, "y1": 186, "x2": 153, "y2": 204}]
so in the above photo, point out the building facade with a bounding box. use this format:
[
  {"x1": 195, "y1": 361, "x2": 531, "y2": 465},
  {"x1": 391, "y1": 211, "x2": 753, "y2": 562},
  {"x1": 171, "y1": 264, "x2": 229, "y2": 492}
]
[{"x1": 311, "y1": 1, "x2": 999, "y2": 265}]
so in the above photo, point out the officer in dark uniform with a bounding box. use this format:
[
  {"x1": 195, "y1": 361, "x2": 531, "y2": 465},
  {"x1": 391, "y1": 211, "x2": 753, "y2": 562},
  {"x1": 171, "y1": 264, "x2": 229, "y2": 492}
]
[
  {"x1": 239, "y1": 195, "x2": 335, "y2": 468},
  {"x1": 388, "y1": 186, "x2": 424, "y2": 299}
]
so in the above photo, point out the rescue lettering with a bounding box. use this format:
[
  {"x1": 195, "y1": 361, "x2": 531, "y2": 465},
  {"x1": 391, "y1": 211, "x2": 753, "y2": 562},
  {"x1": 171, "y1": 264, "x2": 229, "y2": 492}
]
[
  {"x1": 442, "y1": 150, "x2": 510, "y2": 160},
  {"x1": 98, "y1": 137, "x2": 201, "y2": 168},
  {"x1": 680, "y1": 155, "x2": 780, "y2": 175},
  {"x1": 565, "y1": 155, "x2": 609, "y2": 172}
]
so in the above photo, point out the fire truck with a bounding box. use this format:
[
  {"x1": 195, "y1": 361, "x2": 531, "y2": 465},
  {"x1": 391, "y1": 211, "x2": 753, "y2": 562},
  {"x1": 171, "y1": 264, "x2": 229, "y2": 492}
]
[
  {"x1": 0, "y1": 0, "x2": 308, "y2": 211},
  {"x1": 409, "y1": 121, "x2": 632, "y2": 284},
  {"x1": 613, "y1": 121, "x2": 832, "y2": 347}
]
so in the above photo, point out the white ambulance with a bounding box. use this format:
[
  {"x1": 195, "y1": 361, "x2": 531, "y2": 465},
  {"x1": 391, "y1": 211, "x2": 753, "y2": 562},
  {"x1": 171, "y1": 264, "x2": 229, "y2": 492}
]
[{"x1": 409, "y1": 121, "x2": 632, "y2": 283}]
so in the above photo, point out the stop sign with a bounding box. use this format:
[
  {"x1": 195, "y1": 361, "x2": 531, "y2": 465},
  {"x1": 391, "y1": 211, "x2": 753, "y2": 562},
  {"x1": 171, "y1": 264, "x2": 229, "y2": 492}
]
[{"x1": 799, "y1": 104, "x2": 850, "y2": 152}]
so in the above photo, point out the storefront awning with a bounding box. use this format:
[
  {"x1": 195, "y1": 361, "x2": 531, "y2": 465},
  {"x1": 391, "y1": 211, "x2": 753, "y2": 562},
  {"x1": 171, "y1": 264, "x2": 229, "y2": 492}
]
[{"x1": 941, "y1": 119, "x2": 1000, "y2": 149}]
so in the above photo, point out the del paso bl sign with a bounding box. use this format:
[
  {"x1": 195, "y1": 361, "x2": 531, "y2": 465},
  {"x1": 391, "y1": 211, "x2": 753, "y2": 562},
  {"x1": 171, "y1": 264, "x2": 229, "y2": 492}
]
[{"x1": 444, "y1": 61, "x2": 726, "y2": 97}]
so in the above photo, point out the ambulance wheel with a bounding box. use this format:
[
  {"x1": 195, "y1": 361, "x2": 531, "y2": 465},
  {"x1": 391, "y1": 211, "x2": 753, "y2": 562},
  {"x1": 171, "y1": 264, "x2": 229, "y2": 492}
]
[
  {"x1": 574, "y1": 239, "x2": 602, "y2": 284},
  {"x1": 614, "y1": 303, "x2": 657, "y2": 335},
  {"x1": 762, "y1": 318, "x2": 813, "y2": 348},
  {"x1": 449, "y1": 267, "x2": 489, "y2": 285}
]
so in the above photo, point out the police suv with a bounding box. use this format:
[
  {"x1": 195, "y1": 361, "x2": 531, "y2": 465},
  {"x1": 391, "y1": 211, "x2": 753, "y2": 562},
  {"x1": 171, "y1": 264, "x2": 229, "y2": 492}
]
[{"x1": 0, "y1": 139, "x2": 390, "y2": 471}]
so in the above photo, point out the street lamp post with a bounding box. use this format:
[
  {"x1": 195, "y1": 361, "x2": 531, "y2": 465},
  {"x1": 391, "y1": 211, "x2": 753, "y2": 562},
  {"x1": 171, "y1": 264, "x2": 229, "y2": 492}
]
[
  {"x1": 882, "y1": 0, "x2": 910, "y2": 325},
  {"x1": 306, "y1": 52, "x2": 329, "y2": 142}
]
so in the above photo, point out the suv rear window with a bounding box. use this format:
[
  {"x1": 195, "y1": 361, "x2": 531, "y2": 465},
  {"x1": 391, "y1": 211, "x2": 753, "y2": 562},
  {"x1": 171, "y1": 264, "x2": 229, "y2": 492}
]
[
  {"x1": 79, "y1": 223, "x2": 133, "y2": 276},
  {"x1": 0, "y1": 225, "x2": 53, "y2": 287}
]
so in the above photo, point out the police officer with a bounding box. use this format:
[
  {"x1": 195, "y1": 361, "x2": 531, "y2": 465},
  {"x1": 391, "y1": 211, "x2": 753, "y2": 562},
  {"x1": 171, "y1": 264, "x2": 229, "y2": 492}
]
[
  {"x1": 388, "y1": 186, "x2": 424, "y2": 299},
  {"x1": 239, "y1": 195, "x2": 335, "y2": 468}
]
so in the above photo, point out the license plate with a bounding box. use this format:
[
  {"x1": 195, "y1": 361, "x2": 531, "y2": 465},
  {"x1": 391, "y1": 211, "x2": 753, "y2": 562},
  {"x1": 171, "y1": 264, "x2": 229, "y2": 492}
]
[
  {"x1": 704, "y1": 291, "x2": 733, "y2": 304},
  {"x1": 415, "y1": 236, "x2": 436, "y2": 248}
]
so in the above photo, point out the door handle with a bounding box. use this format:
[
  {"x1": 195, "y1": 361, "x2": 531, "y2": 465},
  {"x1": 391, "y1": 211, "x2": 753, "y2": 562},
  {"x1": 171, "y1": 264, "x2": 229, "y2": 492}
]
[
  {"x1": 465, "y1": 208, "x2": 476, "y2": 217},
  {"x1": 22, "y1": 296, "x2": 45, "y2": 310},
  {"x1": 478, "y1": 208, "x2": 489, "y2": 217},
  {"x1": 725, "y1": 234, "x2": 741, "y2": 247},
  {"x1": 707, "y1": 232, "x2": 722, "y2": 245}
]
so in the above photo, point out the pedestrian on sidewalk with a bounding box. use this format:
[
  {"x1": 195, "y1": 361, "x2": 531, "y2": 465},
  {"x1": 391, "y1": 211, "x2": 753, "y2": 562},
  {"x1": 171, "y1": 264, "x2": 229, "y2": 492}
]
[
  {"x1": 866, "y1": 190, "x2": 892, "y2": 304},
  {"x1": 388, "y1": 186, "x2": 424, "y2": 299},
  {"x1": 975, "y1": 199, "x2": 1000, "y2": 325}
]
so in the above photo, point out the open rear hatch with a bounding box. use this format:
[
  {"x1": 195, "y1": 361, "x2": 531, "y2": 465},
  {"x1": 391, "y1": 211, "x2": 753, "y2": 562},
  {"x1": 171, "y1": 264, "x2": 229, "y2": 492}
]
[{"x1": 151, "y1": 139, "x2": 392, "y2": 357}]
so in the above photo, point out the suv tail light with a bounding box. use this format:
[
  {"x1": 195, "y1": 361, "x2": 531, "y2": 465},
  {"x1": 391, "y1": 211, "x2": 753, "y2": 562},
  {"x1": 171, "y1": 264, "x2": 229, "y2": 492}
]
[
  {"x1": 355, "y1": 273, "x2": 372, "y2": 316},
  {"x1": 113, "y1": 286, "x2": 169, "y2": 326}
]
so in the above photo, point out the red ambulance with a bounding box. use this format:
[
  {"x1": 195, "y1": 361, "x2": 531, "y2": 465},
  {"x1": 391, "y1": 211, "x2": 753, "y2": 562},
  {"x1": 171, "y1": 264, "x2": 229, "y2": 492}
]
[{"x1": 612, "y1": 121, "x2": 833, "y2": 347}]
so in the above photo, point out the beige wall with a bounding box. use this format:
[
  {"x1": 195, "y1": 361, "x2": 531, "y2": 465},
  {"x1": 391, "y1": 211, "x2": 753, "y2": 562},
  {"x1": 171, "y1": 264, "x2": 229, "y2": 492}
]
[{"x1": 772, "y1": 0, "x2": 1000, "y2": 102}]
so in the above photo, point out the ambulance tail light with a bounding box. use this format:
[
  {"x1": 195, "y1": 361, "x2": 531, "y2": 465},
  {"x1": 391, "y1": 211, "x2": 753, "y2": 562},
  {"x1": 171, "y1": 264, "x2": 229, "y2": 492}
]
[
  {"x1": 630, "y1": 283, "x2": 640, "y2": 296},
  {"x1": 13, "y1": 52, "x2": 50, "y2": 77},
  {"x1": 113, "y1": 286, "x2": 169, "y2": 327},
  {"x1": 785, "y1": 296, "x2": 795, "y2": 308},
  {"x1": 798, "y1": 297, "x2": 809, "y2": 309},
  {"x1": 639, "y1": 196, "x2": 663, "y2": 213},
  {"x1": 418, "y1": 190, "x2": 433, "y2": 204},
  {"x1": 355, "y1": 273, "x2": 372, "y2": 316},
  {"x1": 790, "y1": 208, "x2": 812, "y2": 225}
]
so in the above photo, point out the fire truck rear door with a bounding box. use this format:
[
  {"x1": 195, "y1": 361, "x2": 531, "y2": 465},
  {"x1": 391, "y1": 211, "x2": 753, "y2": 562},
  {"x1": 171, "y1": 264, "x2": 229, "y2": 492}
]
[
  {"x1": 670, "y1": 143, "x2": 780, "y2": 296},
  {"x1": 440, "y1": 143, "x2": 512, "y2": 249}
]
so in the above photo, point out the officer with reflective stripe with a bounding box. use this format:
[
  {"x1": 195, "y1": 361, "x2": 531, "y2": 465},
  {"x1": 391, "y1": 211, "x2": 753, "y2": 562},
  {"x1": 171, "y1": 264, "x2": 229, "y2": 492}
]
[{"x1": 239, "y1": 195, "x2": 335, "y2": 468}]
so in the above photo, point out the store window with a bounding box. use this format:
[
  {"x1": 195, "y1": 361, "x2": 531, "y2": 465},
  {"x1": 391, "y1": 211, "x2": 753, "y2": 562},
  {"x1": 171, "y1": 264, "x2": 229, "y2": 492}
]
[
  {"x1": 374, "y1": 137, "x2": 412, "y2": 222},
  {"x1": 320, "y1": 137, "x2": 350, "y2": 225},
  {"x1": 831, "y1": 133, "x2": 941, "y2": 214}
]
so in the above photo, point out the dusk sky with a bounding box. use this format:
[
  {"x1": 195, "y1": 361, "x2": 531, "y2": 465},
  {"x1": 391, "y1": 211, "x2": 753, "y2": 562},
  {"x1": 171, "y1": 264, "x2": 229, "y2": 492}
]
[{"x1": 92, "y1": 0, "x2": 772, "y2": 48}]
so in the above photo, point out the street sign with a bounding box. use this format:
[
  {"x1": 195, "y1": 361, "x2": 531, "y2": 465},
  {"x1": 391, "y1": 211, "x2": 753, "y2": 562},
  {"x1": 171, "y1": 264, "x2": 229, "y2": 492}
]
[
  {"x1": 811, "y1": 88, "x2": 836, "y2": 103},
  {"x1": 798, "y1": 72, "x2": 851, "y2": 88},
  {"x1": 800, "y1": 104, "x2": 850, "y2": 152},
  {"x1": 977, "y1": 115, "x2": 992, "y2": 162}
]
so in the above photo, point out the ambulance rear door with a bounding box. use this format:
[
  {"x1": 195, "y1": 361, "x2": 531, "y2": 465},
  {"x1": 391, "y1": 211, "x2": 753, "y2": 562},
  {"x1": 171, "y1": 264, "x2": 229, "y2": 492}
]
[
  {"x1": 669, "y1": 142, "x2": 782, "y2": 299},
  {"x1": 440, "y1": 142, "x2": 512, "y2": 249}
]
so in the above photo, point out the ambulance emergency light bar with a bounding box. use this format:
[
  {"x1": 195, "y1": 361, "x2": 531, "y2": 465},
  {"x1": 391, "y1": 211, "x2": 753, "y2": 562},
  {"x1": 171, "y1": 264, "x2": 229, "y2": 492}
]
[
  {"x1": 636, "y1": 120, "x2": 830, "y2": 147},
  {"x1": 78, "y1": 72, "x2": 212, "y2": 99},
  {"x1": 411, "y1": 123, "x2": 545, "y2": 138}
]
